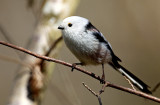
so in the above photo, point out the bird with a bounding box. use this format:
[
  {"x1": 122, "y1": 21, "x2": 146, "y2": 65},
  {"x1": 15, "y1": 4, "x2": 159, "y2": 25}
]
[{"x1": 58, "y1": 16, "x2": 151, "y2": 94}]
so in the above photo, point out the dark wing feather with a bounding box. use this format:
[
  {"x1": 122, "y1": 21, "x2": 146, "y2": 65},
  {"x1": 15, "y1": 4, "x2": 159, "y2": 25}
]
[{"x1": 85, "y1": 22, "x2": 121, "y2": 64}]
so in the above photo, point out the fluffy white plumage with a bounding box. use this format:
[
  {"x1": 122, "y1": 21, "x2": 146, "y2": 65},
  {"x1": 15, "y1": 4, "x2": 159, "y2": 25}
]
[
  {"x1": 58, "y1": 16, "x2": 151, "y2": 93},
  {"x1": 59, "y1": 16, "x2": 112, "y2": 65}
]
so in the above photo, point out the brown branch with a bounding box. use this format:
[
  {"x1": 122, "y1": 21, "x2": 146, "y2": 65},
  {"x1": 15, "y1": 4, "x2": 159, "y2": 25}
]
[
  {"x1": 0, "y1": 25, "x2": 23, "y2": 59},
  {"x1": 0, "y1": 41, "x2": 101, "y2": 81},
  {"x1": 40, "y1": 36, "x2": 62, "y2": 70},
  {"x1": 0, "y1": 40, "x2": 160, "y2": 103},
  {"x1": 104, "y1": 82, "x2": 160, "y2": 103}
]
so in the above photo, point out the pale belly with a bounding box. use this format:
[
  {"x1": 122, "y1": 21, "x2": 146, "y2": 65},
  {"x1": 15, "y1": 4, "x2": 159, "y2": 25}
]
[{"x1": 63, "y1": 35, "x2": 112, "y2": 65}]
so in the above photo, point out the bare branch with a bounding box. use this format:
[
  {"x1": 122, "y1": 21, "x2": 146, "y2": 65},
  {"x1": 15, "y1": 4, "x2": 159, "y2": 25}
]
[
  {"x1": 105, "y1": 82, "x2": 160, "y2": 103},
  {"x1": 82, "y1": 82, "x2": 98, "y2": 97},
  {"x1": 82, "y1": 82, "x2": 102, "y2": 105},
  {"x1": 124, "y1": 76, "x2": 136, "y2": 90},
  {"x1": 0, "y1": 41, "x2": 160, "y2": 103},
  {"x1": 0, "y1": 24, "x2": 23, "y2": 59},
  {"x1": 40, "y1": 36, "x2": 62, "y2": 69}
]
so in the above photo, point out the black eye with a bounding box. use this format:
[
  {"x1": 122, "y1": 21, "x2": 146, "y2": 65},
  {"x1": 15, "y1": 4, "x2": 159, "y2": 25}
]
[{"x1": 68, "y1": 23, "x2": 72, "y2": 27}]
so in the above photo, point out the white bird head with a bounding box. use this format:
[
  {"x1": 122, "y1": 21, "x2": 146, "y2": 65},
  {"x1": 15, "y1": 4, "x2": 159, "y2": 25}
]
[{"x1": 58, "y1": 16, "x2": 89, "y2": 34}]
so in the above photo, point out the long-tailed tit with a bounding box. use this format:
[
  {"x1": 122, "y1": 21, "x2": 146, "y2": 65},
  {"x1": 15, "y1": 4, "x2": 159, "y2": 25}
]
[{"x1": 58, "y1": 16, "x2": 151, "y2": 93}]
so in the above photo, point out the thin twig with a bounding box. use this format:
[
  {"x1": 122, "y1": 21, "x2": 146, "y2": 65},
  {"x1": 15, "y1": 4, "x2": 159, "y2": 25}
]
[
  {"x1": 152, "y1": 82, "x2": 160, "y2": 93},
  {"x1": 0, "y1": 41, "x2": 160, "y2": 103},
  {"x1": 97, "y1": 96, "x2": 102, "y2": 105},
  {"x1": 82, "y1": 82, "x2": 102, "y2": 105},
  {"x1": 124, "y1": 76, "x2": 136, "y2": 90},
  {"x1": 45, "y1": 36, "x2": 62, "y2": 57},
  {"x1": 40, "y1": 36, "x2": 62, "y2": 70},
  {"x1": 0, "y1": 25, "x2": 23, "y2": 59},
  {"x1": 82, "y1": 82, "x2": 98, "y2": 97},
  {"x1": 99, "y1": 83, "x2": 108, "y2": 95}
]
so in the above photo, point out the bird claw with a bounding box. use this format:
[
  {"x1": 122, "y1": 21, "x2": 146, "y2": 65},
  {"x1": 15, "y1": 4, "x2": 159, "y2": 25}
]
[
  {"x1": 71, "y1": 67, "x2": 75, "y2": 72},
  {"x1": 71, "y1": 63, "x2": 83, "y2": 72},
  {"x1": 100, "y1": 79, "x2": 105, "y2": 84},
  {"x1": 71, "y1": 63, "x2": 77, "y2": 72}
]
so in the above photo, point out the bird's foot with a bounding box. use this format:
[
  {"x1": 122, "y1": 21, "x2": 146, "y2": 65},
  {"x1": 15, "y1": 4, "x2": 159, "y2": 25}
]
[
  {"x1": 71, "y1": 63, "x2": 83, "y2": 72},
  {"x1": 71, "y1": 63, "x2": 77, "y2": 72}
]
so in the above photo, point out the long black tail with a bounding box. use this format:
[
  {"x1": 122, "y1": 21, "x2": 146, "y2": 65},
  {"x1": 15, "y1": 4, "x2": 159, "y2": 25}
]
[{"x1": 110, "y1": 63, "x2": 151, "y2": 94}]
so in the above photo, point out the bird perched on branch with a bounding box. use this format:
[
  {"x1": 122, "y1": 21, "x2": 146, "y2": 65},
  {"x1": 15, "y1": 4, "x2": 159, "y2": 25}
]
[{"x1": 58, "y1": 16, "x2": 151, "y2": 94}]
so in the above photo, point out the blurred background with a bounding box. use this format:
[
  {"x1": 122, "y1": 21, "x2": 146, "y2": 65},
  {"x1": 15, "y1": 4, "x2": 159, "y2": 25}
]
[{"x1": 0, "y1": 0, "x2": 160, "y2": 105}]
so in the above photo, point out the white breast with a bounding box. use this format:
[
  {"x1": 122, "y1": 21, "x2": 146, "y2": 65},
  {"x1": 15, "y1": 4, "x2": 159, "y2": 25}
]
[{"x1": 62, "y1": 31, "x2": 112, "y2": 65}]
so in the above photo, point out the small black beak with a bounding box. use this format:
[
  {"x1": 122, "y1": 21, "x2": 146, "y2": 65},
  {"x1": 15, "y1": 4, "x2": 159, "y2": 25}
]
[{"x1": 58, "y1": 25, "x2": 64, "y2": 30}]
